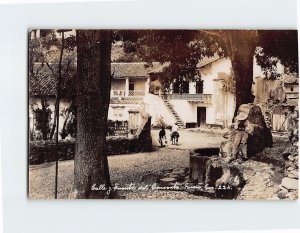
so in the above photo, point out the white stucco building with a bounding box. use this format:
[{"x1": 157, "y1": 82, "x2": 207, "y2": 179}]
[
  {"x1": 31, "y1": 55, "x2": 287, "y2": 140},
  {"x1": 29, "y1": 62, "x2": 155, "y2": 139},
  {"x1": 145, "y1": 57, "x2": 236, "y2": 128},
  {"x1": 108, "y1": 63, "x2": 151, "y2": 124},
  {"x1": 29, "y1": 58, "x2": 238, "y2": 141}
]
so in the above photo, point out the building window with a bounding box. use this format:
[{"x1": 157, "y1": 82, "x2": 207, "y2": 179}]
[
  {"x1": 173, "y1": 82, "x2": 179, "y2": 93},
  {"x1": 291, "y1": 87, "x2": 294, "y2": 92},
  {"x1": 182, "y1": 81, "x2": 189, "y2": 93},
  {"x1": 129, "y1": 80, "x2": 135, "y2": 91},
  {"x1": 173, "y1": 81, "x2": 189, "y2": 94},
  {"x1": 196, "y1": 80, "x2": 204, "y2": 93},
  {"x1": 129, "y1": 80, "x2": 135, "y2": 96}
]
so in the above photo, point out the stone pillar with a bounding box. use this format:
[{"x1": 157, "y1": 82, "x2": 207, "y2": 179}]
[
  {"x1": 145, "y1": 77, "x2": 150, "y2": 94},
  {"x1": 189, "y1": 82, "x2": 196, "y2": 94},
  {"x1": 125, "y1": 77, "x2": 129, "y2": 96}
]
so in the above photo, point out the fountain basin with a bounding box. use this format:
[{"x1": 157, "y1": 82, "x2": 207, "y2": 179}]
[{"x1": 189, "y1": 148, "x2": 220, "y2": 184}]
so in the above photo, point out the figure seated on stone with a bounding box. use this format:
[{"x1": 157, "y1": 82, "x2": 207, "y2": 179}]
[{"x1": 219, "y1": 104, "x2": 273, "y2": 163}]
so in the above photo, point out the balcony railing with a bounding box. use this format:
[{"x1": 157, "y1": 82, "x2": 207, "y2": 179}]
[
  {"x1": 111, "y1": 90, "x2": 126, "y2": 97},
  {"x1": 111, "y1": 90, "x2": 145, "y2": 97},
  {"x1": 110, "y1": 90, "x2": 145, "y2": 104},
  {"x1": 128, "y1": 90, "x2": 145, "y2": 96},
  {"x1": 162, "y1": 93, "x2": 212, "y2": 103}
]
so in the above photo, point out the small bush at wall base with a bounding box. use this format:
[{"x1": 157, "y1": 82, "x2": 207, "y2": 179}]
[{"x1": 29, "y1": 117, "x2": 153, "y2": 164}]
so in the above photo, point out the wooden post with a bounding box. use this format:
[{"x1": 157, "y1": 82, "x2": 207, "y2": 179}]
[
  {"x1": 125, "y1": 78, "x2": 129, "y2": 97},
  {"x1": 54, "y1": 29, "x2": 71, "y2": 199}
]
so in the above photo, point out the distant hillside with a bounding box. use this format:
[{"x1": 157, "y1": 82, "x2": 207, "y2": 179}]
[{"x1": 111, "y1": 41, "x2": 142, "y2": 63}]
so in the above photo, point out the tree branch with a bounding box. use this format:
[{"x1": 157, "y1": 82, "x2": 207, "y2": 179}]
[
  {"x1": 62, "y1": 60, "x2": 71, "y2": 78},
  {"x1": 46, "y1": 62, "x2": 56, "y2": 77}
]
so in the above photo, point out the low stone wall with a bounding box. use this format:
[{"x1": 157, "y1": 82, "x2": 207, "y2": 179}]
[{"x1": 29, "y1": 116, "x2": 152, "y2": 165}]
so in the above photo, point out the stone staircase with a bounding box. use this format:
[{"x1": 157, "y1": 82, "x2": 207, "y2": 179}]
[{"x1": 163, "y1": 99, "x2": 185, "y2": 128}]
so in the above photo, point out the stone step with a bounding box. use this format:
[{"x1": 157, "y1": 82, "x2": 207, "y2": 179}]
[{"x1": 162, "y1": 98, "x2": 185, "y2": 127}]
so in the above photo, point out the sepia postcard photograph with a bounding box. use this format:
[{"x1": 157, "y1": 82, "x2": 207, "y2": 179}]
[{"x1": 28, "y1": 29, "x2": 299, "y2": 200}]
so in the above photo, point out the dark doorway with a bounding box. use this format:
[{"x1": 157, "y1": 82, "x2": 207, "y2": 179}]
[{"x1": 197, "y1": 107, "x2": 206, "y2": 127}]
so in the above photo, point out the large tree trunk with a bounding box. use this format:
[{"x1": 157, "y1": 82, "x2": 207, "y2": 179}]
[
  {"x1": 73, "y1": 30, "x2": 112, "y2": 199},
  {"x1": 226, "y1": 31, "x2": 257, "y2": 116}
]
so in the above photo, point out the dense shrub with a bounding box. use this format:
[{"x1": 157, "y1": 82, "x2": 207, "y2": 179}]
[
  {"x1": 29, "y1": 140, "x2": 75, "y2": 165},
  {"x1": 29, "y1": 117, "x2": 152, "y2": 165}
]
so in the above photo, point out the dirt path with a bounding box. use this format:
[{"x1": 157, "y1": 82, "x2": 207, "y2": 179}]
[
  {"x1": 29, "y1": 147, "x2": 194, "y2": 199},
  {"x1": 29, "y1": 130, "x2": 287, "y2": 200},
  {"x1": 30, "y1": 129, "x2": 224, "y2": 199},
  {"x1": 151, "y1": 128, "x2": 224, "y2": 150}
]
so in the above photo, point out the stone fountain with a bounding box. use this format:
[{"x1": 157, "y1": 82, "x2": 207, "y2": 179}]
[{"x1": 189, "y1": 103, "x2": 273, "y2": 199}]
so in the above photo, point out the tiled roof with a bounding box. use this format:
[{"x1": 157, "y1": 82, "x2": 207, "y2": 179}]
[
  {"x1": 197, "y1": 55, "x2": 221, "y2": 68},
  {"x1": 30, "y1": 65, "x2": 57, "y2": 96},
  {"x1": 111, "y1": 62, "x2": 161, "y2": 78},
  {"x1": 148, "y1": 56, "x2": 222, "y2": 74},
  {"x1": 30, "y1": 62, "x2": 159, "y2": 96},
  {"x1": 29, "y1": 63, "x2": 76, "y2": 97}
]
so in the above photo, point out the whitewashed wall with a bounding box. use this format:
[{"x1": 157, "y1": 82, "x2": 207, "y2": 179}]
[
  {"x1": 108, "y1": 104, "x2": 140, "y2": 122},
  {"x1": 144, "y1": 93, "x2": 176, "y2": 126},
  {"x1": 167, "y1": 58, "x2": 235, "y2": 126},
  {"x1": 169, "y1": 99, "x2": 195, "y2": 123},
  {"x1": 202, "y1": 58, "x2": 235, "y2": 126},
  {"x1": 200, "y1": 58, "x2": 232, "y2": 94}
]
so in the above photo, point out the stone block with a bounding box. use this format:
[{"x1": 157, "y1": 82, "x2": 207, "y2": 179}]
[{"x1": 281, "y1": 177, "x2": 298, "y2": 190}]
